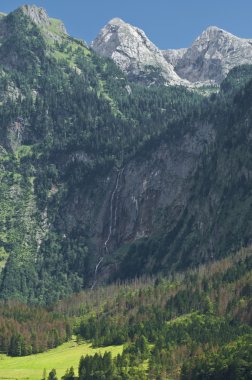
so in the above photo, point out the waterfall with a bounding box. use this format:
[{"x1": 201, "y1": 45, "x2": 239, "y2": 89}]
[
  {"x1": 104, "y1": 167, "x2": 124, "y2": 253},
  {"x1": 91, "y1": 256, "x2": 104, "y2": 290},
  {"x1": 91, "y1": 167, "x2": 124, "y2": 289}
]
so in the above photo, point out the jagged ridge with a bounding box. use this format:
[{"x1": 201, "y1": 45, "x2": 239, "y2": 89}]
[
  {"x1": 93, "y1": 20, "x2": 252, "y2": 85},
  {"x1": 91, "y1": 17, "x2": 187, "y2": 86}
]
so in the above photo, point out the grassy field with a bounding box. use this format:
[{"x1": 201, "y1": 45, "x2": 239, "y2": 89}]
[{"x1": 0, "y1": 339, "x2": 123, "y2": 380}]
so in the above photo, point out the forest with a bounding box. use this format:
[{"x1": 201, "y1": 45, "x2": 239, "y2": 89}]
[
  {"x1": 0, "y1": 6, "x2": 251, "y2": 379},
  {"x1": 1, "y1": 247, "x2": 250, "y2": 379}
]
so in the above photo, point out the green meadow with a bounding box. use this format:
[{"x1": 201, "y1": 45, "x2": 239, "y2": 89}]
[{"x1": 0, "y1": 339, "x2": 123, "y2": 380}]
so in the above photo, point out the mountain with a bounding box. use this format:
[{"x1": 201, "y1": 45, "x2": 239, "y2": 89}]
[
  {"x1": 91, "y1": 18, "x2": 186, "y2": 86},
  {"x1": 174, "y1": 26, "x2": 252, "y2": 84},
  {"x1": 93, "y1": 21, "x2": 252, "y2": 86},
  {"x1": 0, "y1": 5, "x2": 252, "y2": 304}
]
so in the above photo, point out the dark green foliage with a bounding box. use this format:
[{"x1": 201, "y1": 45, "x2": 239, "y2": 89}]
[
  {"x1": 48, "y1": 369, "x2": 58, "y2": 380},
  {"x1": 220, "y1": 64, "x2": 252, "y2": 95},
  {"x1": 0, "y1": 9, "x2": 46, "y2": 72},
  {"x1": 62, "y1": 367, "x2": 75, "y2": 380},
  {"x1": 76, "y1": 350, "x2": 147, "y2": 380},
  {"x1": 181, "y1": 335, "x2": 252, "y2": 380},
  {"x1": 79, "y1": 352, "x2": 114, "y2": 380}
]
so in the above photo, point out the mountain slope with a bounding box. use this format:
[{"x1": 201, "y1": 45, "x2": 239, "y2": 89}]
[
  {"x1": 0, "y1": 6, "x2": 252, "y2": 303},
  {"x1": 114, "y1": 70, "x2": 252, "y2": 279},
  {"x1": 0, "y1": 6, "x2": 202, "y2": 302}
]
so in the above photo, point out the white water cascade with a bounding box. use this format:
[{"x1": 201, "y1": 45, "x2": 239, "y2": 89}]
[
  {"x1": 91, "y1": 168, "x2": 124, "y2": 289},
  {"x1": 104, "y1": 168, "x2": 124, "y2": 253}
]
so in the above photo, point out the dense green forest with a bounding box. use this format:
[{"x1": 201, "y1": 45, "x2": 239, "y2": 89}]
[{"x1": 43, "y1": 246, "x2": 251, "y2": 379}]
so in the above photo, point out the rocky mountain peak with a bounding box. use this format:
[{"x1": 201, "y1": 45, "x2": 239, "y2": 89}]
[
  {"x1": 18, "y1": 4, "x2": 67, "y2": 35},
  {"x1": 194, "y1": 25, "x2": 238, "y2": 46},
  {"x1": 204, "y1": 25, "x2": 224, "y2": 34},
  {"x1": 20, "y1": 5, "x2": 51, "y2": 27},
  {"x1": 108, "y1": 17, "x2": 126, "y2": 26},
  {"x1": 175, "y1": 26, "x2": 252, "y2": 84},
  {"x1": 92, "y1": 18, "x2": 186, "y2": 86},
  {"x1": 93, "y1": 18, "x2": 252, "y2": 87}
]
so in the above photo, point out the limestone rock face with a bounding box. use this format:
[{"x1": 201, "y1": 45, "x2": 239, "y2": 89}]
[
  {"x1": 162, "y1": 48, "x2": 187, "y2": 66},
  {"x1": 21, "y1": 5, "x2": 51, "y2": 27},
  {"x1": 20, "y1": 5, "x2": 67, "y2": 35},
  {"x1": 93, "y1": 19, "x2": 252, "y2": 86},
  {"x1": 175, "y1": 26, "x2": 252, "y2": 84},
  {"x1": 91, "y1": 18, "x2": 186, "y2": 85}
]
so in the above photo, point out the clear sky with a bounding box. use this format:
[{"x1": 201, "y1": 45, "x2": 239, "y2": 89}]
[{"x1": 1, "y1": 0, "x2": 252, "y2": 49}]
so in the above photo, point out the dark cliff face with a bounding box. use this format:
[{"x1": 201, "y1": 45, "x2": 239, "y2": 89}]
[{"x1": 61, "y1": 122, "x2": 215, "y2": 283}]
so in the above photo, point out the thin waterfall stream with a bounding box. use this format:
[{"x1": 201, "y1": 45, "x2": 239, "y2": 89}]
[{"x1": 91, "y1": 167, "x2": 124, "y2": 289}]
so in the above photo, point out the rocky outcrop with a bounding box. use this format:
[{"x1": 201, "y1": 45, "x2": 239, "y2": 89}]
[
  {"x1": 175, "y1": 26, "x2": 252, "y2": 84},
  {"x1": 162, "y1": 48, "x2": 187, "y2": 66},
  {"x1": 20, "y1": 5, "x2": 67, "y2": 35},
  {"x1": 21, "y1": 5, "x2": 51, "y2": 27},
  {"x1": 91, "y1": 18, "x2": 187, "y2": 86}
]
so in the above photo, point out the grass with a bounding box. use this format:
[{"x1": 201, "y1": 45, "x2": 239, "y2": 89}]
[
  {"x1": 0, "y1": 339, "x2": 123, "y2": 380},
  {"x1": 48, "y1": 18, "x2": 65, "y2": 35}
]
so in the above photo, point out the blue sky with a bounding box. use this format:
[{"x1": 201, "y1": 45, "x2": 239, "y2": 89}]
[{"x1": 1, "y1": 1, "x2": 251, "y2": 49}]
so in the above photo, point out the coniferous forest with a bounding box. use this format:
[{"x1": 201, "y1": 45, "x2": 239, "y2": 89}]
[{"x1": 0, "y1": 5, "x2": 251, "y2": 380}]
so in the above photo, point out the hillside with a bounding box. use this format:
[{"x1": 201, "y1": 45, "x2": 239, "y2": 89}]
[
  {"x1": 0, "y1": 246, "x2": 250, "y2": 379},
  {"x1": 0, "y1": 5, "x2": 251, "y2": 306}
]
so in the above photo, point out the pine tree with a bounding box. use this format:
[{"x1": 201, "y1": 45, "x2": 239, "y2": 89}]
[{"x1": 47, "y1": 369, "x2": 57, "y2": 380}]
